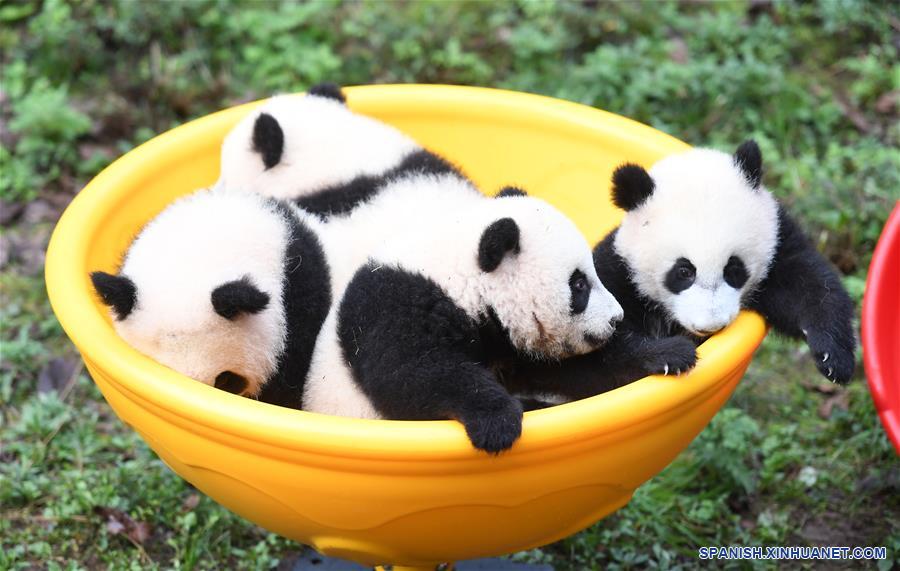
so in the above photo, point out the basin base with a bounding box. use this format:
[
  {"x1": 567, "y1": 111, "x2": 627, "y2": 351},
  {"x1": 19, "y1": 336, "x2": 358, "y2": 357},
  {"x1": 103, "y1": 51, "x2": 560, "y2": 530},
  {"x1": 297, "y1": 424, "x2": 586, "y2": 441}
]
[{"x1": 284, "y1": 551, "x2": 554, "y2": 571}]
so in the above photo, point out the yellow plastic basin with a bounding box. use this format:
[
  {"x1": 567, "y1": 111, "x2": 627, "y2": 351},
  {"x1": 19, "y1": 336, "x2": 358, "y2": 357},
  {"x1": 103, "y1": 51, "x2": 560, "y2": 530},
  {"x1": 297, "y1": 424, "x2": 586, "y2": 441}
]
[{"x1": 45, "y1": 85, "x2": 767, "y2": 568}]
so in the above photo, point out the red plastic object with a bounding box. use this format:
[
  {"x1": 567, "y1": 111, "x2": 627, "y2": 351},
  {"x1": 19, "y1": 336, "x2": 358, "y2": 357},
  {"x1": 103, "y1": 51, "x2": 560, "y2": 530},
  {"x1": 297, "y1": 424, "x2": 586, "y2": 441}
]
[{"x1": 863, "y1": 201, "x2": 900, "y2": 454}]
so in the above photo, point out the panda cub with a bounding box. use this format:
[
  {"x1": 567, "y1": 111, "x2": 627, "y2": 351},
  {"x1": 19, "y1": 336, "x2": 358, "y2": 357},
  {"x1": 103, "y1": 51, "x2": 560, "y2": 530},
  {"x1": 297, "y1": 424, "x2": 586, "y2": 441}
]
[
  {"x1": 303, "y1": 190, "x2": 626, "y2": 453},
  {"x1": 90, "y1": 189, "x2": 332, "y2": 408},
  {"x1": 217, "y1": 83, "x2": 464, "y2": 217},
  {"x1": 510, "y1": 141, "x2": 856, "y2": 401},
  {"x1": 595, "y1": 140, "x2": 856, "y2": 383}
]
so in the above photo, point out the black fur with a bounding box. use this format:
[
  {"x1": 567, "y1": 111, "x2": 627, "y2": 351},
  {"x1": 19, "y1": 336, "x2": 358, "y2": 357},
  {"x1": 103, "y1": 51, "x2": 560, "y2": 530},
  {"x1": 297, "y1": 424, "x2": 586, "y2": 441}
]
[
  {"x1": 256, "y1": 201, "x2": 333, "y2": 408},
  {"x1": 296, "y1": 149, "x2": 467, "y2": 217},
  {"x1": 723, "y1": 255, "x2": 749, "y2": 289},
  {"x1": 569, "y1": 269, "x2": 590, "y2": 315},
  {"x1": 745, "y1": 206, "x2": 856, "y2": 383},
  {"x1": 734, "y1": 140, "x2": 763, "y2": 189},
  {"x1": 611, "y1": 163, "x2": 655, "y2": 211},
  {"x1": 338, "y1": 264, "x2": 522, "y2": 454},
  {"x1": 90, "y1": 272, "x2": 137, "y2": 320},
  {"x1": 215, "y1": 371, "x2": 248, "y2": 395},
  {"x1": 496, "y1": 186, "x2": 528, "y2": 198},
  {"x1": 593, "y1": 231, "x2": 690, "y2": 339},
  {"x1": 664, "y1": 258, "x2": 696, "y2": 294},
  {"x1": 308, "y1": 82, "x2": 346, "y2": 104},
  {"x1": 478, "y1": 218, "x2": 520, "y2": 272},
  {"x1": 211, "y1": 277, "x2": 269, "y2": 320},
  {"x1": 504, "y1": 331, "x2": 698, "y2": 401},
  {"x1": 252, "y1": 113, "x2": 284, "y2": 170}
]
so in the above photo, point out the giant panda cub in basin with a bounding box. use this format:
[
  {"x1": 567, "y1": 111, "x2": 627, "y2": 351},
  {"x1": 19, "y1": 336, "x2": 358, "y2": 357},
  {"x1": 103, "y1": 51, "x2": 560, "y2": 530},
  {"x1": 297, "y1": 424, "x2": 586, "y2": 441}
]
[
  {"x1": 510, "y1": 141, "x2": 857, "y2": 399},
  {"x1": 90, "y1": 189, "x2": 333, "y2": 410}
]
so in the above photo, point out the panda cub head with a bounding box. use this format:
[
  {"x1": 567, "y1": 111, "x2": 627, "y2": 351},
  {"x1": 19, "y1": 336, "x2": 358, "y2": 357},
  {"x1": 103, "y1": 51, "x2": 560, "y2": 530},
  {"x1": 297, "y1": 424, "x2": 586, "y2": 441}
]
[
  {"x1": 476, "y1": 192, "x2": 625, "y2": 358},
  {"x1": 612, "y1": 140, "x2": 779, "y2": 336},
  {"x1": 217, "y1": 83, "x2": 419, "y2": 199},
  {"x1": 90, "y1": 189, "x2": 292, "y2": 397}
]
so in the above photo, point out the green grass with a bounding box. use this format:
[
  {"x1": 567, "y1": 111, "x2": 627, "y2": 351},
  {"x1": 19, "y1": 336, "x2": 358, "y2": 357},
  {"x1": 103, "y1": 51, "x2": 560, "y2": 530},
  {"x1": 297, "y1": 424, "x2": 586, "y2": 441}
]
[{"x1": 2, "y1": 1, "x2": 898, "y2": 569}]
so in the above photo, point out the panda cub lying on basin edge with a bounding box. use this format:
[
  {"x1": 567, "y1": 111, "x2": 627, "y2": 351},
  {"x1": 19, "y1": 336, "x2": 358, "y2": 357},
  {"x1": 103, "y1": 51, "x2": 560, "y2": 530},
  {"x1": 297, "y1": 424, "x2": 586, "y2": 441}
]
[
  {"x1": 509, "y1": 140, "x2": 856, "y2": 401},
  {"x1": 301, "y1": 186, "x2": 627, "y2": 452},
  {"x1": 604, "y1": 141, "x2": 856, "y2": 384}
]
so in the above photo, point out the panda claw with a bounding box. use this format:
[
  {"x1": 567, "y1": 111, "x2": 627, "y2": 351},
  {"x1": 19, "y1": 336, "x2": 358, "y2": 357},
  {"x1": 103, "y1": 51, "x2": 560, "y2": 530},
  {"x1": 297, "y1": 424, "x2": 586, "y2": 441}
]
[
  {"x1": 822, "y1": 352, "x2": 829, "y2": 362},
  {"x1": 663, "y1": 364, "x2": 669, "y2": 375}
]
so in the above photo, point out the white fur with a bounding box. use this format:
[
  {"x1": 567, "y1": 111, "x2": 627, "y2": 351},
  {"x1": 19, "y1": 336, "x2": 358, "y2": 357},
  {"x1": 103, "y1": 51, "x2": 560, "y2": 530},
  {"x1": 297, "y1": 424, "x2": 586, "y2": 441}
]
[
  {"x1": 317, "y1": 172, "x2": 481, "y2": 295},
  {"x1": 301, "y1": 310, "x2": 382, "y2": 418},
  {"x1": 112, "y1": 188, "x2": 294, "y2": 396},
  {"x1": 671, "y1": 284, "x2": 742, "y2": 333},
  {"x1": 302, "y1": 176, "x2": 624, "y2": 418},
  {"x1": 217, "y1": 94, "x2": 419, "y2": 199},
  {"x1": 614, "y1": 148, "x2": 779, "y2": 334}
]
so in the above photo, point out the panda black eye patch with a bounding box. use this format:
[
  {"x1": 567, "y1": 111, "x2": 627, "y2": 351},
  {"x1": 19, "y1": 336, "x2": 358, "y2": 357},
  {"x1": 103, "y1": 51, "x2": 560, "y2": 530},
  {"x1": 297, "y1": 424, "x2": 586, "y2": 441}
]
[
  {"x1": 569, "y1": 269, "x2": 591, "y2": 314},
  {"x1": 214, "y1": 371, "x2": 248, "y2": 395},
  {"x1": 664, "y1": 258, "x2": 696, "y2": 294},
  {"x1": 723, "y1": 255, "x2": 749, "y2": 288}
]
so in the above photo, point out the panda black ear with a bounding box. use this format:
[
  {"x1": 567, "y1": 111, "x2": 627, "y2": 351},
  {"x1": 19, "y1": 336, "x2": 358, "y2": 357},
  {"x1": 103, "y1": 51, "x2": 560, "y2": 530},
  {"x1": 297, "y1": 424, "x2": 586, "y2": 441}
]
[
  {"x1": 252, "y1": 112, "x2": 284, "y2": 170},
  {"x1": 478, "y1": 218, "x2": 520, "y2": 272},
  {"x1": 308, "y1": 82, "x2": 346, "y2": 104},
  {"x1": 90, "y1": 271, "x2": 137, "y2": 320},
  {"x1": 611, "y1": 164, "x2": 655, "y2": 211},
  {"x1": 211, "y1": 277, "x2": 270, "y2": 320},
  {"x1": 495, "y1": 186, "x2": 528, "y2": 198},
  {"x1": 734, "y1": 140, "x2": 763, "y2": 189}
]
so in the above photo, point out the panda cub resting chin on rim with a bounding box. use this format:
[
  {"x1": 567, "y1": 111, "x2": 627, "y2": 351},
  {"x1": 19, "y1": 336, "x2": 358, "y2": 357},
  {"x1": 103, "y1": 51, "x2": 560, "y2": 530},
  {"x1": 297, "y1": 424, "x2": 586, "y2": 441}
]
[
  {"x1": 302, "y1": 191, "x2": 627, "y2": 454},
  {"x1": 90, "y1": 189, "x2": 332, "y2": 409},
  {"x1": 604, "y1": 140, "x2": 856, "y2": 383},
  {"x1": 515, "y1": 140, "x2": 854, "y2": 399}
]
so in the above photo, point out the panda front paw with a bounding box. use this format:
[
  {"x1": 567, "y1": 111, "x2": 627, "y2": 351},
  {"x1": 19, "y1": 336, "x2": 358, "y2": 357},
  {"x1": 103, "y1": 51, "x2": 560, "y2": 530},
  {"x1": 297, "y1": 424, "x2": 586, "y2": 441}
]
[
  {"x1": 460, "y1": 399, "x2": 523, "y2": 455},
  {"x1": 806, "y1": 329, "x2": 855, "y2": 384},
  {"x1": 643, "y1": 336, "x2": 698, "y2": 377}
]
